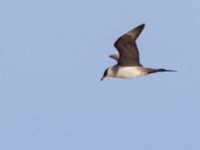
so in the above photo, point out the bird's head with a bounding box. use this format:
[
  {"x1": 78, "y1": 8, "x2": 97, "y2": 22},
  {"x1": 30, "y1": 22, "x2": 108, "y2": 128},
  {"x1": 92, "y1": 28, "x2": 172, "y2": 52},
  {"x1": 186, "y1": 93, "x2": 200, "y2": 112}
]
[{"x1": 101, "y1": 68, "x2": 109, "y2": 81}]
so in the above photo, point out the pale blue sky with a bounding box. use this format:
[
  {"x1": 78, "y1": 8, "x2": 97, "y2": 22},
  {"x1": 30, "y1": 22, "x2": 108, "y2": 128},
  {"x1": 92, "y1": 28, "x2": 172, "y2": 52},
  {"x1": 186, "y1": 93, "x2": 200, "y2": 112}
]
[{"x1": 0, "y1": 0, "x2": 200, "y2": 150}]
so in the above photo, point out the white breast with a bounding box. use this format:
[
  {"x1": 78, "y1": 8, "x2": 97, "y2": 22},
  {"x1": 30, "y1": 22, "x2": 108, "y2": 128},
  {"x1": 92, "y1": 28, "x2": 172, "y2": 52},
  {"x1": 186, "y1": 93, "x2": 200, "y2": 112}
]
[{"x1": 116, "y1": 67, "x2": 147, "y2": 78}]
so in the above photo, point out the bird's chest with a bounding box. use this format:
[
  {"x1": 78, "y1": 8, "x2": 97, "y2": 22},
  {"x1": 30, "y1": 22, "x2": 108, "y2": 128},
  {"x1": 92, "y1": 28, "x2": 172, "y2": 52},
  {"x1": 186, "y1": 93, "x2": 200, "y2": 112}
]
[{"x1": 116, "y1": 67, "x2": 146, "y2": 78}]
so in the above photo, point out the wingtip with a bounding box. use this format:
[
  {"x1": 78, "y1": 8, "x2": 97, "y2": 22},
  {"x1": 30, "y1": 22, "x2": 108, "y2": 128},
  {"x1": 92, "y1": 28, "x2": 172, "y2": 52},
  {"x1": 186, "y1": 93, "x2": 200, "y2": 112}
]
[
  {"x1": 126, "y1": 23, "x2": 145, "y2": 41},
  {"x1": 139, "y1": 23, "x2": 145, "y2": 29},
  {"x1": 109, "y1": 53, "x2": 119, "y2": 61}
]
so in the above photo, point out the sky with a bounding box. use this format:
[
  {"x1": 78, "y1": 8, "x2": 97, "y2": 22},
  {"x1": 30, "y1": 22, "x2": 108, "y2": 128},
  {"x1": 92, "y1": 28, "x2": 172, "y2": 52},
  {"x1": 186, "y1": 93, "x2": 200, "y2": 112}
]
[{"x1": 0, "y1": 0, "x2": 200, "y2": 150}]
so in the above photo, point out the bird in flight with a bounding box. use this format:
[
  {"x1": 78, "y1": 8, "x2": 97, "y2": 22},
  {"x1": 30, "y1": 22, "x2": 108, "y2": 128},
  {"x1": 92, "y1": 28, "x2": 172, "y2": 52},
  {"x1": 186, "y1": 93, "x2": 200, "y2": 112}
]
[{"x1": 101, "y1": 23, "x2": 176, "y2": 81}]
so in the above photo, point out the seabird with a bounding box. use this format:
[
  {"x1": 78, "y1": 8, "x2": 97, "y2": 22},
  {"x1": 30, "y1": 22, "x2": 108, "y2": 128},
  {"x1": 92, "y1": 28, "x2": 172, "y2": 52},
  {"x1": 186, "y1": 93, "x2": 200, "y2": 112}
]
[{"x1": 101, "y1": 23, "x2": 176, "y2": 81}]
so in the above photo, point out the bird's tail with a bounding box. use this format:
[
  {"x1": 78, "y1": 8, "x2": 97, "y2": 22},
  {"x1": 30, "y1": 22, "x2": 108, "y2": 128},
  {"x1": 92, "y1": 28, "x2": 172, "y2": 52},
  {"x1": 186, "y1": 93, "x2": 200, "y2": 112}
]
[{"x1": 149, "y1": 68, "x2": 177, "y2": 73}]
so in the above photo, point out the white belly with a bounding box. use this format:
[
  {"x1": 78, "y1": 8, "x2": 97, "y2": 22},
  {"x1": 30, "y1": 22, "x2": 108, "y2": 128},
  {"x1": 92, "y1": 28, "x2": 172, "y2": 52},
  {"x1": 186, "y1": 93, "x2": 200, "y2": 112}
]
[{"x1": 116, "y1": 67, "x2": 147, "y2": 78}]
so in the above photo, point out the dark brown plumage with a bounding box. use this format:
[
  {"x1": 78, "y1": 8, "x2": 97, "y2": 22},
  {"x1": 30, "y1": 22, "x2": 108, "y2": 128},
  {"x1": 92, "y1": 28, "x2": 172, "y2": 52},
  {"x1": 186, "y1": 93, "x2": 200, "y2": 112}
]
[
  {"x1": 114, "y1": 24, "x2": 145, "y2": 66},
  {"x1": 101, "y1": 23, "x2": 176, "y2": 81}
]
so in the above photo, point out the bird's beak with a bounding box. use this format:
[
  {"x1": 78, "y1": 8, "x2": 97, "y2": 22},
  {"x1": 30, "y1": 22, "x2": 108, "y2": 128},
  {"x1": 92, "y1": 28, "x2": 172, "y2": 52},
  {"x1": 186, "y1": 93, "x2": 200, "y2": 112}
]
[{"x1": 100, "y1": 76, "x2": 105, "y2": 81}]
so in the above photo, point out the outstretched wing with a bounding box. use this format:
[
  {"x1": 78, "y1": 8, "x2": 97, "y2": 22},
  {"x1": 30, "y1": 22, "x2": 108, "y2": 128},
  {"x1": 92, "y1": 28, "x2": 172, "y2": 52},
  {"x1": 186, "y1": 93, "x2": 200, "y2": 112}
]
[{"x1": 114, "y1": 24, "x2": 145, "y2": 66}]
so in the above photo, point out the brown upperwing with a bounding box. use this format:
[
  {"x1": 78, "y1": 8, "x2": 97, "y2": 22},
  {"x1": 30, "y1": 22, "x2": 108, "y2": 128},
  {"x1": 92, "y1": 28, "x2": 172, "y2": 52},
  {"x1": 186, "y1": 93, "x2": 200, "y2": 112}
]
[{"x1": 114, "y1": 24, "x2": 145, "y2": 66}]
